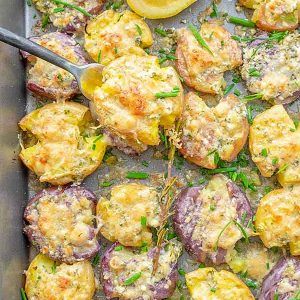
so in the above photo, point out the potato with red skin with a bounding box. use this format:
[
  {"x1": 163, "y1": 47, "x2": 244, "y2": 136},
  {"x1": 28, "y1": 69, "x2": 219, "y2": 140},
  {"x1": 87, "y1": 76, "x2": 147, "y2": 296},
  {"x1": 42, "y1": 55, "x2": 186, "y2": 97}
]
[
  {"x1": 24, "y1": 186, "x2": 100, "y2": 264},
  {"x1": 101, "y1": 241, "x2": 182, "y2": 300},
  {"x1": 180, "y1": 92, "x2": 249, "y2": 169},
  {"x1": 176, "y1": 23, "x2": 242, "y2": 94},
  {"x1": 259, "y1": 257, "x2": 300, "y2": 300},
  {"x1": 173, "y1": 175, "x2": 254, "y2": 264},
  {"x1": 21, "y1": 33, "x2": 89, "y2": 101}
]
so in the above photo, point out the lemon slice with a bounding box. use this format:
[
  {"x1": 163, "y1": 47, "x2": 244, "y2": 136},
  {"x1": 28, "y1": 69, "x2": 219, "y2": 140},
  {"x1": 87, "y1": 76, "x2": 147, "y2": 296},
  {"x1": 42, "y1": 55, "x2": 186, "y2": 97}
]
[{"x1": 127, "y1": 0, "x2": 197, "y2": 19}]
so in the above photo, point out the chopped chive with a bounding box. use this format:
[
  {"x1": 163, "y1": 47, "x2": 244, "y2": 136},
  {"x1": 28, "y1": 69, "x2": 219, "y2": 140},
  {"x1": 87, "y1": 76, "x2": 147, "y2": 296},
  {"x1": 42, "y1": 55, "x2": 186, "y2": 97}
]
[
  {"x1": 155, "y1": 87, "x2": 180, "y2": 98},
  {"x1": 140, "y1": 216, "x2": 147, "y2": 227},
  {"x1": 187, "y1": 182, "x2": 193, "y2": 187},
  {"x1": 293, "y1": 119, "x2": 299, "y2": 129},
  {"x1": 53, "y1": 7, "x2": 65, "y2": 12},
  {"x1": 166, "y1": 232, "x2": 177, "y2": 240},
  {"x1": 126, "y1": 171, "x2": 149, "y2": 179},
  {"x1": 178, "y1": 268, "x2": 186, "y2": 276},
  {"x1": 97, "y1": 50, "x2": 102, "y2": 63},
  {"x1": 210, "y1": 1, "x2": 218, "y2": 18},
  {"x1": 272, "y1": 157, "x2": 278, "y2": 165},
  {"x1": 273, "y1": 292, "x2": 280, "y2": 300},
  {"x1": 210, "y1": 204, "x2": 216, "y2": 211},
  {"x1": 26, "y1": 0, "x2": 32, "y2": 6},
  {"x1": 57, "y1": 73, "x2": 63, "y2": 81},
  {"x1": 207, "y1": 167, "x2": 237, "y2": 175},
  {"x1": 154, "y1": 27, "x2": 168, "y2": 37},
  {"x1": 233, "y1": 220, "x2": 249, "y2": 243},
  {"x1": 199, "y1": 263, "x2": 206, "y2": 268},
  {"x1": 100, "y1": 181, "x2": 114, "y2": 188},
  {"x1": 242, "y1": 93, "x2": 264, "y2": 102},
  {"x1": 264, "y1": 186, "x2": 272, "y2": 195},
  {"x1": 93, "y1": 135, "x2": 103, "y2": 143},
  {"x1": 92, "y1": 253, "x2": 100, "y2": 267},
  {"x1": 224, "y1": 83, "x2": 235, "y2": 96},
  {"x1": 232, "y1": 74, "x2": 241, "y2": 83},
  {"x1": 41, "y1": 14, "x2": 49, "y2": 28},
  {"x1": 232, "y1": 35, "x2": 255, "y2": 43},
  {"x1": 210, "y1": 287, "x2": 217, "y2": 293},
  {"x1": 261, "y1": 148, "x2": 268, "y2": 157},
  {"x1": 114, "y1": 245, "x2": 124, "y2": 251},
  {"x1": 214, "y1": 220, "x2": 232, "y2": 250},
  {"x1": 51, "y1": 261, "x2": 57, "y2": 273},
  {"x1": 21, "y1": 288, "x2": 28, "y2": 300},
  {"x1": 247, "y1": 105, "x2": 254, "y2": 125},
  {"x1": 214, "y1": 151, "x2": 220, "y2": 166},
  {"x1": 277, "y1": 163, "x2": 289, "y2": 174},
  {"x1": 140, "y1": 241, "x2": 148, "y2": 253},
  {"x1": 124, "y1": 272, "x2": 142, "y2": 286},
  {"x1": 111, "y1": 0, "x2": 123, "y2": 10},
  {"x1": 229, "y1": 16, "x2": 256, "y2": 28},
  {"x1": 51, "y1": 0, "x2": 93, "y2": 17},
  {"x1": 234, "y1": 89, "x2": 241, "y2": 96},
  {"x1": 135, "y1": 24, "x2": 142, "y2": 36},
  {"x1": 245, "y1": 278, "x2": 258, "y2": 289},
  {"x1": 188, "y1": 23, "x2": 213, "y2": 55},
  {"x1": 248, "y1": 67, "x2": 261, "y2": 77},
  {"x1": 266, "y1": 262, "x2": 270, "y2": 270},
  {"x1": 141, "y1": 160, "x2": 149, "y2": 167}
]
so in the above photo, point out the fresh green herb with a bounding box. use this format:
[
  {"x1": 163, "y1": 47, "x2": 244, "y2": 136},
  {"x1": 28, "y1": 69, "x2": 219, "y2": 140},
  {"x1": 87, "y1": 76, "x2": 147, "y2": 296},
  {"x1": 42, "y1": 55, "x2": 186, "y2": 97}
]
[
  {"x1": 272, "y1": 157, "x2": 278, "y2": 166},
  {"x1": 174, "y1": 153, "x2": 185, "y2": 170},
  {"x1": 139, "y1": 241, "x2": 148, "y2": 253},
  {"x1": 233, "y1": 220, "x2": 249, "y2": 243},
  {"x1": 210, "y1": 1, "x2": 218, "y2": 18},
  {"x1": 114, "y1": 245, "x2": 124, "y2": 251},
  {"x1": 158, "y1": 49, "x2": 177, "y2": 65},
  {"x1": 26, "y1": 0, "x2": 32, "y2": 6},
  {"x1": 124, "y1": 272, "x2": 142, "y2": 286},
  {"x1": 154, "y1": 27, "x2": 168, "y2": 37},
  {"x1": 93, "y1": 135, "x2": 102, "y2": 144},
  {"x1": 199, "y1": 263, "x2": 206, "y2": 268},
  {"x1": 207, "y1": 167, "x2": 237, "y2": 175},
  {"x1": 266, "y1": 262, "x2": 270, "y2": 270},
  {"x1": 159, "y1": 130, "x2": 168, "y2": 148},
  {"x1": 248, "y1": 67, "x2": 261, "y2": 77},
  {"x1": 210, "y1": 287, "x2": 217, "y2": 293},
  {"x1": 232, "y1": 35, "x2": 255, "y2": 43},
  {"x1": 276, "y1": 164, "x2": 289, "y2": 174},
  {"x1": 126, "y1": 171, "x2": 149, "y2": 179},
  {"x1": 293, "y1": 119, "x2": 299, "y2": 129},
  {"x1": 229, "y1": 16, "x2": 256, "y2": 28},
  {"x1": 180, "y1": 295, "x2": 185, "y2": 300},
  {"x1": 51, "y1": 0, "x2": 93, "y2": 17},
  {"x1": 100, "y1": 181, "x2": 114, "y2": 188},
  {"x1": 268, "y1": 31, "x2": 289, "y2": 43},
  {"x1": 214, "y1": 151, "x2": 220, "y2": 166},
  {"x1": 187, "y1": 182, "x2": 193, "y2": 187},
  {"x1": 97, "y1": 50, "x2": 102, "y2": 63},
  {"x1": 245, "y1": 278, "x2": 258, "y2": 289},
  {"x1": 21, "y1": 288, "x2": 28, "y2": 300},
  {"x1": 155, "y1": 86, "x2": 180, "y2": 98},
  {"x1": 41, "y1": 14, "x2": 49, "y2": 28},
  {"x1": 224, "y1": 83, "x2": 235, "y2": 96},
  {"x1": 234, "y1": 89, "x2": 241, "y2": 96},
  {"x1": 214, "y1": 220, "x2": 232, "y2": 250},
  {"x1": 188, "y1": 23, "x2": 213, "y2": 55},
  {"x1": 140, "y1": 216, "x2": 147, "y2": 227},
  {"x1": 178, "y1": 268, "x2": 186, "y2": 276},
  {"x1": 210, "y1": 204, "x2": 216, "y2": 211},
  {"x1": 141, "y1": 160, "x2": 149, "y2": 167},
  {"x1": 232, "y1": 74, "x2": 242, "y2": 84},
  {"x1": 242, "y1": 93, "x2": 264, "y2": 102},
  {"x1": 92, "y1": 253, "x2": 100, "y2": 266},
  {"x1": 57, "y1": 73, "x2": 63, "y2": 81},
  {"x1": 241, "y1": 212, "x2": 247, "y2": 224},
  {"x1": 264, "y1": 186, "x2": 272, "y2": 195},
  {"x1": 51, "y1": 261, "x2": 57, "y2": 273},
  {"x1": 111, "y1": 0, "x2": 123, "y2": 10},
  {"x1": 261, "y1": 148, "x2": 268, "y2": 157},
  {"x1": 273, "y1": 292, "x2": 280, "y2": 300},
  {"x1": 53, "y1": 7, "x2": 65, "y2": 12},
  {"x1": 135, "y1": 24, "x2": 142, "y2": 35},
  {"x1": 166, "y1": 232, "x2": 177, "y2": 240}
]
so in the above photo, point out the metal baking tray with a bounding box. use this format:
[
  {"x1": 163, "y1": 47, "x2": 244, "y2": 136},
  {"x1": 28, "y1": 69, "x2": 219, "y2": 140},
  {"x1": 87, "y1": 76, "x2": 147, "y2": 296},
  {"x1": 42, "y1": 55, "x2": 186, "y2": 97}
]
[{"x1": 0, "y1": 0, "x2": 299, "y2": 299}]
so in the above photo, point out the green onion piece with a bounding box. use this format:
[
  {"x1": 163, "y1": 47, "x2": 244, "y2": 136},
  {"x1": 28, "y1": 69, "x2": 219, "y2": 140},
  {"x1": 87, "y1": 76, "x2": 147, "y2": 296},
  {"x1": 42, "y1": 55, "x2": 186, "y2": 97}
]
[
  {"x1": 92, "y1": 253, "x2": 100, "y2": 267},
  {"x1": 97, "y1": 50, "x2": 102, "y2": 63},
  {"x1": 140, "y1": 241, "x2": 148, "y2": 252},
  {"x1": 178, "y1": 268, "x2": 186, "y2": 276},
  {"x1": 53, "y1": 7, "x2": 65, "y2": 12},
  {"x1": 293, "y1": 119, "x2": 299, "y2": 129},
  {"x1": 188, "y1": 23, "x2": 213, "y2": 55},
  {"x1": 21, "y1": 288, "x2": 28, "y2": 300},
  {"x1": 135, "y1": 24, "x2": 142, "y2": 35},
  {"x1": 51, "y1": 261, "x2": 57, "y2": 273},
  {"x1": 124, "y1": 272, "x2": 142, "y2": 286},
  {"x1": 214, "y1": 220, "x2": 232, "y2": 250},
  {"x1": 141, "y1": 160, "x2": 149, "y2": 167},
  {"x1": 247, "y1": 105, "x2": 254, "y2": 125},
  {"x1": 248, "y1": 67, "x2": 261, "y2": 77},
  {"x1": 213, "y1": 151, "x2": 220, "y2": 166},
  {"x1": 233, "y1": 220, "x2": 249, "y2": 243},
  {"x1": 232, "y1": 35, "x2": 255, "y2": 43},
  {"x1": 245, "y1": 278, "x2": 258, "y2": 289},
  {"x1": 273, "y1": 292, "x2": 280, "y2": 300},
  {"x1": 155, "y1": 86, "x2": 180, "y2": 98},
  {"x1": 114, "y1": 245, "x2": 124, "y2": 251},
  {"x1": 229, "y1": 16, "x2": 256, "y2": 28},
  {"x1": 111, "y1": 0, "x2": 123, "y2": 10},
  {"x1": 93, "y1": 135, "x2": 103, "y2": 143},
  {"x1": 261, "y1": 148, "x2": 268, "y2": 157},
  {"x1": 242, "y1": 93, "x2": 264, "y2": 102},
  {"x1": 154, "y1": 27, "x2": 168, "y2": 37},
  {"x1": 199, "y1": 263, "x2": 206, "y2": 268},
  {"x1": 51, "y1": 0, "x2": 93, "y2": 17},
  {"x1": 26, "y1": 0, "x2": 32, "y2": 6},
  {"x1": 41, "y1": 14, "x2": 49, "y2": 28},
  {"x1": 224, "y1": 83, "x2": 235, "y2": 96},
  {"x1": 207, "y1": 167, "x2": 237, "y2": 175},
  {"x1": 180, "y1": 295, "x2": 185, "y2": 300},
  {"x1": 126, "y1": 171, "x2": 149, "y2": 179},
  {"x1": 166, "y1": 232, "x2": 177, "y2": 240},
  {"x1": 140, "y1": 216, "x2": 147, "y2": 227},
  {"x1": 234, "y1": 89, "x2": 241, "y2": 96},
  {"x1": 232, "y1": 74, "x2": 241, "y2": 83},
  {"x1": 210, "y1": 287, "x2": 217, "y2": 293},
  {"x1": 210, "y1": 1, "x2": 218, "y2": 18},
  {"x1": 277, "y1": 163, "x2": 289, "y2": 174},
  {"x1": 100, "y1": 181, "x2": 114, "y2": 188}
]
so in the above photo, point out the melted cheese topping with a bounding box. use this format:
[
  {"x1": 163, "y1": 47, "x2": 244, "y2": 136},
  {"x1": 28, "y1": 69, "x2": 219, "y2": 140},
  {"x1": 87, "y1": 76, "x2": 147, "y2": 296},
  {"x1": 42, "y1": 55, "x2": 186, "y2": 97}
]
[
  {"x1": 180, "y1": 92, "x2": 248, "y2": 169},
  {"x1": 185, "y1": 268, "x2": 255, "y2": 300},
  {"x1": 249, "y1": 105, "x2": 300, "y2": 186},
  {"x1": 97, "y1": 183, "x2": 161, "y2": 247},
  {"x1": 242, "y1": 32, "x2": 300, "y2": 103},
  {"x1": 104, "y1": 241, "x2": 182, "y2": 300},
  {"x1": 32, "y1": 0, "x2": 101, "y2": 29},
  {"x1": 191, "y1": 175, "x2": 253, "y2": 252},
  {"x1": 226, "y1": 241, "x2": 280, "y2": 282},
  {"x1": 19, "y1": 102, "x2": 107, "y2": 185},
  {"x1": 176, "y1": 23, "x2": 242, "y2": 94},
  {"x1": 85, "y1": 10, "x2": 153, "y2": 65},
  {"x1": 92, "y1": 54, "x2": 183, "y2": 152},
  {"x1": 25, "y1": 254, "x2": 95, "y2": 300},
  {"x1": 277, "y1": 260, "x2": 300, "y2": 295},
  {"x1": 255, "y1": 185, "x2": 300, "y2": 255},
  {"x1": 26, "y1": 190, "x2": 96, "y2": 260}
]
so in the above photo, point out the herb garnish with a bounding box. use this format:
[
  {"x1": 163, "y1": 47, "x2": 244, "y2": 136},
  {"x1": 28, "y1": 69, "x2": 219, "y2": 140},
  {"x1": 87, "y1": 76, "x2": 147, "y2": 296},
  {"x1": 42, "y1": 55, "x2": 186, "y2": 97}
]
[
  {"x1": 228, "y1": 16, "x2": 256, "y2": 28},
  {"x1": 155, "y1": 87, "x2": 180, "y2": 98},
  {"x1": 92, "y1": 253, "x2": 100, "y2": 267},
  {"x1": 41, "y1": 14, "x2": 49, "y2": 28},
  {"x1": 124, "y1": 272, "x2": 142, "y2": 286},
  {"x1": 154, "y1": 27, "x2": 168, "y2": 37},
  {"x1": 51, "y1": 0, "x2": 93, "y2": 17},
  {"x1": 20, "y1": 288, "x2": 28, "y2": 300},
  {"x1": 188, "y1": 23, "x2": 213, "y2": 55},
  {"x1": 126, "y1": 171, "x2": 149, "y2": 179}
]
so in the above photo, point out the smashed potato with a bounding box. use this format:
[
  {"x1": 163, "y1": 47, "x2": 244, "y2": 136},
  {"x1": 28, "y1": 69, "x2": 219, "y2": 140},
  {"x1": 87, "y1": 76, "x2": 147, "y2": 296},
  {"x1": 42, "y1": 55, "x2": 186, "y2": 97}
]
[
  {"x1": 255, "y1": 185, "x2": 300, "y2": 255},
  {"x1": 239, "y1": 0, "x2": 261, "y2": 9},
  {"x1": 176, "y1": 23, "x2": 242, "y2": 94},
  {"x1": 25, "y1": 254, "x2": 95, "y2": 300},
  {"x1": 19, "y1": 102, "x2": 107, "y2": 185},
  {"x1": 97, "y1": 183, "x2": 161, "y2": 247},
  {"x1": 84, "y1": 10, "x2": 153, "y2": 65},
  {"x1": 249, "y1": 105, "x2": 300, "y2": 186},
  {"x1": 185, "y1": 268, "x2": 255, "y2": 300},
  {"x1": 92, "y1": 54, "x2": 183, "y2": 153},
  {"x1": 180, "y1": 92, "x2": 248, "y2": 169}
]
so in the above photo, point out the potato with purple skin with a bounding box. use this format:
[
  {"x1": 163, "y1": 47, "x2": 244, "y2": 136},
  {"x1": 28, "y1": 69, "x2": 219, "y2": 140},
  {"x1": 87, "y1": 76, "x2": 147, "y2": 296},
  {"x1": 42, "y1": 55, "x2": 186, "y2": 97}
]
[
  {"x1": 24, "y1": 186, "x2": 100, "y2": 264},
  {"x1": 259, "y1": 257, "x2": 300, "y2": 300},
  {"x1": 180, "y1": 92, "x2": 249, "y2": 169},
  {"x1": 101, "y1": 240, "x2": 182, "y2": 300},
  {"x1": 173, "y1": 175, "x2": 254, "y2": 264},
  {"x1": 21, "y1": 32, "x2": 89, "y2": 101}
]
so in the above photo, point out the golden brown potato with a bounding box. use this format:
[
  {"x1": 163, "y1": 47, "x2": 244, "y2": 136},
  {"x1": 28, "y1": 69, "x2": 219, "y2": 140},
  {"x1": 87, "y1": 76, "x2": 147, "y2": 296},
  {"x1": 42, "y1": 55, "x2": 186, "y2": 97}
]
[
  {"x1": 97, "y1": 183, "x2": 161, "y2": 247},
  {"x1": 249, "y1": 105, "x2": 300, "y2": 186},
  {"x1": 180, "y1": 92, "x2": 249, "y2": 169},
  {"x1": 25, "y1": 254, "x2": 95, "y2": 300},
  {"x1": 176, "y1": 23, "x2": 242, "y2": 94},
  {"x1": 19, "y1": 102, "x2": 107, "y2": 185},
  {"x1": 92, "y1": 54, "x2": 183, "y2": 153},
  {"x1": 239, "y1": 0, "x2": 262, "y2": 9},
  {"x1": 255, "y1": 185, "x2": 300, "y2": 256},
  {"x1": 185, "y1": 268, "x2": 255, "y2": 300},
  {"x1": 84, "y1": 10, "x2": 153, "y2": 65}
]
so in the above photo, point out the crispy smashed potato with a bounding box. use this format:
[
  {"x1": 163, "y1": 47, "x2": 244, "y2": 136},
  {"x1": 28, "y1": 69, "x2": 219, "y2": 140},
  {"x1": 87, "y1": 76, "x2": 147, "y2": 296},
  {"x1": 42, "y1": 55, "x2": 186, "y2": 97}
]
[
  {"x1": 180, "y1": 92, "x2": 248, "y2": 169},
  {"x1": 176, "y1": 23, "x2": 242, "y2": 94},
  {"x1": 92, "y1": 54, "x2": 183, "y2": 153},
  {"x1": 25, "y1": 254, "x2": 95, "y2": 300},
  {"x1": 19, "y1": 102, "x2": 107, "y2": 185},
  {"x1": 239, "y1": 0, "x2": 261, "y2": 9},
  {"x1": 97, "y1": 183, "x2": 161, "y2": 247},
  {"x1": 84, "y1": 10, "x2": 153, "y2": 65},
  {"x1": 249, "y1": 105, "x2": 300, "y2": 186},
  {"x1": 185, "y1": 268, "x2": 255, "y2": 300},
  {"x1": 255, "y1": 185, "x2": 300, "y2": 255}
]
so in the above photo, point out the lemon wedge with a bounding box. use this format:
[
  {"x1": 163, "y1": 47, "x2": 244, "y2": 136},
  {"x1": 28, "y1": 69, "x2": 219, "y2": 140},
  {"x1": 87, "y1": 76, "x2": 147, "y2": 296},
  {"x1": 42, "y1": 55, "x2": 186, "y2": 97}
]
[{"x1": 127, "y1": 0, "x2": 197, "y2": 19}]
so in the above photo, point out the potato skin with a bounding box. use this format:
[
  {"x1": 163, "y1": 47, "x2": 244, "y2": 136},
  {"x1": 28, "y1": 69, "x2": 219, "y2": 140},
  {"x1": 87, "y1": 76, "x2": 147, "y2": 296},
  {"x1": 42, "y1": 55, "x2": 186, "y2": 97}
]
[
  {"x1": 173, "y1": 175, "x2": 254, "y2": 264},
  {"x1": 255, "y1": 185, "x2": 300, "y2": 255},
  {"x1": 101, "y1": 241, "x2": 182, "y2": 300},
  {"x1": 24, "y1": 186, "x2": 100, "y2": 263},
  {"x1": 97, "y1": 183, "x2": 161, "y2": 247},
  {"x1": 84, "y1": 10, "x2": 153, "y2": 65},
  {"x1": 25, "y1": 254, "x2": 95, "y2": 300},
  {"x1": 180, "y1": 92, "x2": 249, "y2": 169},
  {"x1": 249, "y1": 104, "x2": 300, "y2": 186},
  {"x1": 185, "y1": 267, "x2": 255, "y2": 300},
  {"x1": 259, "y1": 257, "x2": 300, "y2": 300},
  {"x1": 175, "y1": 23, "x2": 242, "y2": 94},
  {"x1": 19, "y1": 102, "x2": 107, "y2": 185},
  {"x1": 21, "y1": 32, "x2": 88, "y2": 101}
]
